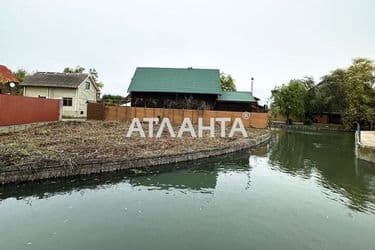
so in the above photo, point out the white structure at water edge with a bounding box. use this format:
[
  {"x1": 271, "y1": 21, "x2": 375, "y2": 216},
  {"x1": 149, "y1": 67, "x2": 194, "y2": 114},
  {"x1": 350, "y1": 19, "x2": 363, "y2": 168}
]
[{"x1": 356, "y1": 131, "x2": 375, "y2": 163}]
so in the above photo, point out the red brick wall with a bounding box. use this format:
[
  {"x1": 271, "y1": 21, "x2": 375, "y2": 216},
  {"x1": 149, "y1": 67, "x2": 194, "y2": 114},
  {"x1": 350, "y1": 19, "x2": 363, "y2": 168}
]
[{"x1": 0, "y1": 94, "x2": 61, "y2": 126}]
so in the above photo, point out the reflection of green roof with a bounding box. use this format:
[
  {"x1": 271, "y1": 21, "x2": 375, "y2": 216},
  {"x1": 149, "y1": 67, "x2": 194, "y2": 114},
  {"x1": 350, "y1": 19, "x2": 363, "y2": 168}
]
[
  {"x1": 217, "y1": 91, "x2": 256, "y2": 102},
  {"x1": 128, "y1": 67, "x2": 221, "y2": 94}
]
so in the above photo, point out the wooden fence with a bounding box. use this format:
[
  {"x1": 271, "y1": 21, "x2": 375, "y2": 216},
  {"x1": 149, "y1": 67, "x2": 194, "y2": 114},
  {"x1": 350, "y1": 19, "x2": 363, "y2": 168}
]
[
  {"x1": 0, "y1": 94, "x2": 61, "y2": 126},
  {"x1": 88, "y1": 104, "x2": 269, "y2": 129}
]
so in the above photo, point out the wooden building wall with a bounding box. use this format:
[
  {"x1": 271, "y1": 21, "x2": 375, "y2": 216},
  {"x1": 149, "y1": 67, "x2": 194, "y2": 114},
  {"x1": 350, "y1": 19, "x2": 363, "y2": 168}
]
[{"x1": 130, "y1": 92, "x2": 217, "y2": 110}]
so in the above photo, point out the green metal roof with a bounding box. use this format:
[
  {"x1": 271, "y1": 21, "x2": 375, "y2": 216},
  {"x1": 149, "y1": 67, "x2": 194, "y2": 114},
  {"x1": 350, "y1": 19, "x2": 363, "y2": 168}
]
[
  {"x1": 217, "y1": 91, "x2": 256, "y2": 102},
  {"x1": 127, "y1": 67, "x2": 221, "y2": 94}
]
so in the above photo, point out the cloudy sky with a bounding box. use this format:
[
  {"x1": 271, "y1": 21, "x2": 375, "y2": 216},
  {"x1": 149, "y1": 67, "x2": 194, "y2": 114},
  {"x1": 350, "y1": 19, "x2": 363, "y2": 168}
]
[{"x1": 1, "y1": 0, "x2": 374, "y2": 103}]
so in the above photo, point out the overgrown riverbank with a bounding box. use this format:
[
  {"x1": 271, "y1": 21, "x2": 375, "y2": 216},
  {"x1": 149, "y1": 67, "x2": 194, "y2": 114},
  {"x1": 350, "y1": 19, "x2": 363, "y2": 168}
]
[{"x1": 0, "y1": 121, "x2": 269, "y2": 184}]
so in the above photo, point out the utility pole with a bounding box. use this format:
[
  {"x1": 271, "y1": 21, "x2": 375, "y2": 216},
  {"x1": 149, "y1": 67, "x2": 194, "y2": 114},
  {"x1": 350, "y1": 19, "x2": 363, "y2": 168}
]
[{"x1": 251, "y1": 77, "x2": 254, "y2": 94}]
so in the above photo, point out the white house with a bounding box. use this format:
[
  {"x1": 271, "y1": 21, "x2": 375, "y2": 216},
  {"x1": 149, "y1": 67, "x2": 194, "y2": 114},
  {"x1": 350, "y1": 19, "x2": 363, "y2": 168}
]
[{"x1": 20, "y1": 72, "x2": 99, "y2": 118}]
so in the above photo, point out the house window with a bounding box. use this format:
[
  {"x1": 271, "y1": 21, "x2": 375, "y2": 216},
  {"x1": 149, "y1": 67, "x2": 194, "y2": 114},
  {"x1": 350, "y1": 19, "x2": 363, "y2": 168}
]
[
  {"x1": 63, "y1": 97, "x2": 73, "y2": 106},
  {"x1": 85, "y1": 82, "x2": 90, "y2": 90}
]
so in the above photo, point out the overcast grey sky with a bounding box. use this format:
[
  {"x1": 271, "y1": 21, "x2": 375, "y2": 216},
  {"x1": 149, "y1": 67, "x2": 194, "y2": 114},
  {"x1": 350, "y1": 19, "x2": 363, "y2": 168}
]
[{"x1": 1, "y1": 0, "x2": 374, "y2": 103}]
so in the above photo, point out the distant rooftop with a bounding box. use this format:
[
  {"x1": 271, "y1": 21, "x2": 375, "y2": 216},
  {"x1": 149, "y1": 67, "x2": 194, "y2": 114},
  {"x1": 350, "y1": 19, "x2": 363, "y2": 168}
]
[
  {"x1": 0, "y1": 65, "x2": 18, "y2": 84},
  {"x1": 217, "y1": 91, "x2": 256, "y2": 102},
  {"x1": 20, "y1": 72, "x2": 89, "y2": 88},
  {"x1": 127, "y1": 67, "x2": 221, "y2": 95}
]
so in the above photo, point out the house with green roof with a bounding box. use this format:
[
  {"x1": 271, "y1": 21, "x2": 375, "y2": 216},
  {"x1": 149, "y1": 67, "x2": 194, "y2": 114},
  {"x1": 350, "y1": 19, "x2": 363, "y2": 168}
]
[
  {"x1": 215, "y1": 91, "x2": 263, "y2": 112},
  {"x1": 127, "y1": 67, "x2": 261, "y2": 111}
]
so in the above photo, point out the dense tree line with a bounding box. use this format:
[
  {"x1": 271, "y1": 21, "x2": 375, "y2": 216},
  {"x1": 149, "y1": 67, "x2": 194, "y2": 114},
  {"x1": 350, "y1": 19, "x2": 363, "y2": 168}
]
[
  {"x1": 101, "y1": 94, "x2": 124, "y2": 105},
  {"x1": 271, "y1": 58, "x2": 375, "y2": 129}
]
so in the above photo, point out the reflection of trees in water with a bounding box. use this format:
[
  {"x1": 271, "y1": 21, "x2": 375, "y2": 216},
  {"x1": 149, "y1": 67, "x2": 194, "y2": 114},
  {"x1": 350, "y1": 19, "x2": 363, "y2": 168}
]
[
  {"x1": 269, "y1": 131, "x2": 375, "y2": 213},
  {"x1": 128, "y1": 167, "x2": 218, "y2": 192},
  {"x1": 0, "y1": 173, "x2": 127, "y2": 202},
  {"x1": 0, "y1": 152, "x2": 251, "y2": 202},
  {"x1": 128, "y1": 153, "x2": 251, "y2": 192},
  {"x1": 269, "y1": 132, "x2": 314, "y2": 177}
]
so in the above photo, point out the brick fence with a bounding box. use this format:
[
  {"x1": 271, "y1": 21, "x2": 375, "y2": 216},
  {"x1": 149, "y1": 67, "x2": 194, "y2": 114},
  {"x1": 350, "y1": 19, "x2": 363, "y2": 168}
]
[
  {"x1": 88, "y1": 104, "x2": 269, "y2": 129},
  {"x1": 0, "y1": 94, "x2": 61, "y2": 126}
]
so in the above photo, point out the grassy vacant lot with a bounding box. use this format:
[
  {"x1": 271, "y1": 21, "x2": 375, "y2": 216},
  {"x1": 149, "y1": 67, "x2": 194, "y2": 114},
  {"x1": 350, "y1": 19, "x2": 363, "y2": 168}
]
[{"x1": 0, "y1": 121, "x2": 267, "y2": 168}]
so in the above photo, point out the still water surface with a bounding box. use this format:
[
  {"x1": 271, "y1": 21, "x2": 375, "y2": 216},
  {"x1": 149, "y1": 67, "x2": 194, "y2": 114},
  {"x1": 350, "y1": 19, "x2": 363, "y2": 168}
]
[{"x1": 0, "y1": 131, "x2": 374, "y2": 250}]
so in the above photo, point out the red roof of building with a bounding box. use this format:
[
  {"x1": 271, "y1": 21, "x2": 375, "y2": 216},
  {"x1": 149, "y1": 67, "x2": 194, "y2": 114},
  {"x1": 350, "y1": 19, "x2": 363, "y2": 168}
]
[{"x1": 0, "y1": 65, "x2": 19, "y2": 84}]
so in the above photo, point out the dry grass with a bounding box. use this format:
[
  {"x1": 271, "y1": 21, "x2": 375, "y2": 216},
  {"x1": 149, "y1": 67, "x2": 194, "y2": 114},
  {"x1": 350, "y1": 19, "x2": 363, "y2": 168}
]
[{"x1": 0, "y1": 121, "x2": 268, "y2": 168}]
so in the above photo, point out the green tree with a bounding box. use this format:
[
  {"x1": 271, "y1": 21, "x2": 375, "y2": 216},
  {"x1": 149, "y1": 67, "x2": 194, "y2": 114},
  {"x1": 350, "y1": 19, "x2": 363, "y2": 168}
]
[
  {"x1": 11, "y1": 69, "x2": 30, "y2": 95},
  {"x1": 13, "y1": 69, "x2": 29, "y2": 82},
  {"x1": 304, "y1": 85, "x2": 322, "y2": 115},
  {"x1": 63, "y1": 66, "x2": 103, "y2": 89},
  {"x1": 273, "y1": 58, "x2": 375, "y2": 128},
  {"x1": 102, "y1": 94, "x2": 123, "y2": 105},
  {"x1": 220, "y1": 72, "x2": 236, "y2": 91},
  {"x1": 89, "y1": 68, "x2": 104, "y2": 89},
  {"x1": 303, "y1": 58, "x2": 375, "y2": 128},
  {"x1": 271, "y1": 79, "x2": 308, "y2": 124},
  {"x1": 300, "y1": 76, "x2": 315, "y2": 89},
  {"x1": 304, "y1": 69, "x2": 348, "y2": 121},
  {"x1": 319, "y1": 69, "x2": 348, "y2": 114},
  {"x1": 342, "y1": 58, "x2": 375, "y2": 128},
  {"x1": 63, "y1": 66, "x2": 85, "y2": 73}
]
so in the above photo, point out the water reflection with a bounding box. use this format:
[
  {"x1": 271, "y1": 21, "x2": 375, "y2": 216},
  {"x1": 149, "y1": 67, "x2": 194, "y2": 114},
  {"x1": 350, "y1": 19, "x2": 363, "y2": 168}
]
[
  {"x1": 268, "y1": 131, "x2": 375, "y2": 214},
  {"x1": 0, "y1": 131, "x2": 374, "y2": 215},
  {"x1": 0, "y1": 153, "x2": 250, "y2": 201}
]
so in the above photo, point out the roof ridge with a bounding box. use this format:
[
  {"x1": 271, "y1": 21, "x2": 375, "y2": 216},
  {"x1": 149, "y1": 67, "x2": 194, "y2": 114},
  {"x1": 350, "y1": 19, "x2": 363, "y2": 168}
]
[
  {"x1": 0, "y1": 65, "x2": 19, "y2": 83},
  {"x1": 136, "y1": 67, "x2": 219, "y2": 71},
  {"x1": 221, "y1": 91, "x2": 252, "y2": 94},
  {"x1": 20, "y1": 72, "x2": 89, "y2": 88},
  {"x1": 36, "y1": 71, "x2": 88, "y2": 75},
  {"x1": 218, "y1": 91, "x2": 256, "y2": 102}
]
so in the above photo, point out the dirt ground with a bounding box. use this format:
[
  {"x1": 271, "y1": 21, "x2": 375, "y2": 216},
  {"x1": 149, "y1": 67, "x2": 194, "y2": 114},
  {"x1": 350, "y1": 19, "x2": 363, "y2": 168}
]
[{"x1": 0, "y1": 121, "x2": 268, "y2": 168}]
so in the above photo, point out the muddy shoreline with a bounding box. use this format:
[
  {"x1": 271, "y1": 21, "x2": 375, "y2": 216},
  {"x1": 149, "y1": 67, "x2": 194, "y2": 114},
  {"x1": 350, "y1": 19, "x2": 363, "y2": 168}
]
[
  {"x1": 0, "y1": 134, "x2": 270, "y2": 185},
  {"x1": 0, "y1": 134, "x2": 270, "y2": 184}
]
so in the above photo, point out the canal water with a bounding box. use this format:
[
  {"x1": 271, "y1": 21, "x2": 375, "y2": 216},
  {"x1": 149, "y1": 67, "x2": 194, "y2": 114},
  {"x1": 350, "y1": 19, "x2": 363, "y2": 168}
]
[{"x1": 0, "y1": 131, "x2": 374, "y2": 250}]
